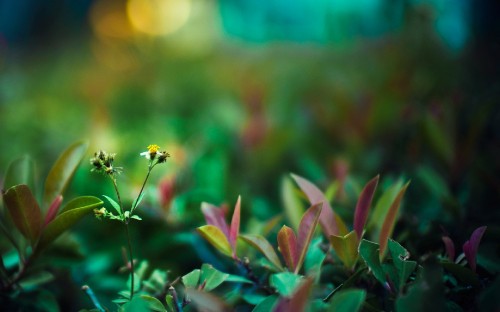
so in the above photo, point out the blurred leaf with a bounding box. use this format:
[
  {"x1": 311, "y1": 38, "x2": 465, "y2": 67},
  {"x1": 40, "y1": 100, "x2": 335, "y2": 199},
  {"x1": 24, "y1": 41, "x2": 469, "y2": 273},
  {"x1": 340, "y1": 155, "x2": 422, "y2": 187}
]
[
  {"x1": 305, "y1": 237, "x2": 326, "y2": 280},
  {"x1": 330, "y1": 231, "x2": 359, "y2": 269},
  {"x1": 44, "y1": 195, "x2": 63, "y2": 226},
  {"x1": 422, "y1": 113, "x2": 453, "y2": 165},
  {"x1": 37, "y1": 196, "x2": 103, "y2": 253},
  {"x1": 182, "y1": 269, "x2": 201, "y2": 288},
  {"x1": 441, "y1": 261, "x2": 480, "y2": 288},
  {"x1": 197, "y1": 225, "x2": 233, "y2": 257},
  {"x1": 224, "y1": 274, "x2": 252, "y2": 284},
  {"x1": 252, "y1": 295, "x2": 278, "y2": 312},
  {"x1": 296, "y1": 203, "x2": 322, "y2": 274},
  {"x1": 368, "y1": 179, "x2": 403, "y2": 235},
  {"x1": 274, "y1": 277, "x2": 313, "y2": 312},
  {"x1": 270, "y1": 272, "x2": 303, "y2": 297},
  {"x1": 291, "y1": 173, "x2": 348, "y2": 237},
  {"x1": 229, "y1": 196, "x2": 241, "y2": 254},
  {"x1": 463, "y1": 226, "x2": 487, "y2": 272},
  {"x1": 123, "y1": 294, "x2": 150, "y2": 312},
  {"x1": 200, "y1": 263, "x2": 229, "y2": 291},
  {"x1": 19, "y1": 271, "x2": 54, "y2": 289},
  {"x1": 328, "y1": 289, "x2": 366, "y2": 312},
  {"x1": 185, "y1": 288, "x2": 229, "y2": 312},
  {"x1": 3, "y1": 184, "x2": 42, "y2": 243},
  {"x1": 441, "y1": 236, "x2": 455, "y2": 262},
  {"x1": 3, "y1": 155, "x2": 35, "y2": 194},
  {"x1": 102, "y1": 195, "x2": 122, "y2": 216},
  {"x1": 379, "y1": 181, "x2": 410, "y2": 258},
  {"x1": 359, "y1": 239, "x2": 386, "y2": 285},
  {"x1": 396, "y1": 263, "x2": 445, "y2": 312},
  {"x1": 277, "y1": 225, "x2": 298, "y2": 271},
  {"x1": 43, "y1": 140, "x2": 88, "y2": 210},
  {"x1": 416, "y1": 166, "x2": 451, "y2": 200},
  {"x1": 282, "y1": 176, "x2": 303, "y2": 230},
  {"x1": 201, "y1": 202, "x2": 229, "y2": 238},
  {"x1": 139, "y1": 295, "x2": 167, "y2": 312},
  {"x1": 353, "y1": 175, "x2": 379, "y2": 241},
  {"x1": 240, "y1": 234, "x2": 283, "y2": 271},
  {"x1": 388, "y1": 239, "x2": 417, "y2": 291}
]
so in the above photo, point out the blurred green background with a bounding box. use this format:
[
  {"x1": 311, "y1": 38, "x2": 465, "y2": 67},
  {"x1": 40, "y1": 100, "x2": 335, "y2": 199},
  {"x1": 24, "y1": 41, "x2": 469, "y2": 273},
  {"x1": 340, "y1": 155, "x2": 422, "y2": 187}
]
[{"x1": 1, "y1": 0, "x2": 499, "y2": 309}]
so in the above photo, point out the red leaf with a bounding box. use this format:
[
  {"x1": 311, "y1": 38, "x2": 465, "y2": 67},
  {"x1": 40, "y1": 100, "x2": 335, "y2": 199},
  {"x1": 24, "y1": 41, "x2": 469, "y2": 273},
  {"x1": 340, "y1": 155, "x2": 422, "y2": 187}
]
[
  {"x1": 379, "y1": 181, "x2": 410, "y2": 258},
  {"x1": 274, "y1": 277, "x2": 313, "y2": 312},
  {"x1": 201, "y1": 202, "x2": 229, "y2": 238},
  {"x1": 296, "y1": 203, "x2": 322, "y2": 274},
  {"x1": 291, "y1": 174, "x2": 346, "y2": 237},
  {"x1": 463, "y1": 226, "x2": 487, "y2": 272},
  {"x1": 229, "y1": 196, "x2": 241, "y2": 256},
  {"x1": 44, "y1": 195, "x2": 63, "y2": 226},
  {"x1": 277, "y1": 225, "x2": 298, "y2": 271},
  {"x1": 353, "y1": 175, "x2": 379, "y2": 241},
  {"x1": 441, "y1": 236, "x2": 455, "y2": 262}
]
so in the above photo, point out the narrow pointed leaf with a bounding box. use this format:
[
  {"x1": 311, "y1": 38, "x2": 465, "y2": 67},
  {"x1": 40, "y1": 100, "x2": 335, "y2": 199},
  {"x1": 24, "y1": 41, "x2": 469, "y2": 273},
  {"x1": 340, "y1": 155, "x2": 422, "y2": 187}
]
[
  {"x1": 330, "y1": 231, "x2": 359, "y2": 269},
  {"x1": 3, "y1": 184, "x2": 42, "y2": 243},
  {"x1": 201, "y1": 202, "x2": 230, "y2": 238},
  {"x1": 463, "y1": 226, "x2": 487, "y2": 272},
  {"x1": 3, "y1": 155, "x2": 36, "y2": 193},
  {"x1": 274, "y1": 277, "x2": 314, "y2": 312},
  {"x1": 441, "y1": 236, "x2": 455, "y2": 262},
  {"x1": 328, "y1": 289, "x2": 366, "y2": 312},
  {"x1": 368, "y1": 179, "x2": 403, "y2": 234},
  {"x1": 200, "y1": 263, "x2": 229, "y2": 291},
  {"x1": 253, "y1": 295, "x2": 278, "y2": 312},
  {"x1": 379, "y1": 181, "x2": 410, "y2": 258},
  {"x1": 102, "y1": 195, "x2": 122, "y2": 215},
  {"x1": 182, "y1": 269, "x2": 201, "y2": 288},
  {"x1": 291, "y1": 173, "x2": 347, "y2": 237},
  {"x1": 197, "y1": 225, "x2": 233, "y2": 257},
  {"x1": 296, "y1": 203, "x2": 322, "y2": 273},
  {"x1": 43, "y1": 140, "x2": 88, "y2": 211},
  {"x1": 240, "y1": 234, "x2": 283, "y2": 270},
  {"x1": 282, "y1": 176, "x2": 304, "y2": 230},
  {"x1": 229, "y1": 196, "x2": 241, "y2": 253},
  {"x1": 353, "y1": 175, "x2": 379, "y2": 241},
  {"x1": 277, "y1": 225, "x2": 298, "y2": 271},
  {"x1": 37, "y1": 196, "x2": 103, "y2": 252}
]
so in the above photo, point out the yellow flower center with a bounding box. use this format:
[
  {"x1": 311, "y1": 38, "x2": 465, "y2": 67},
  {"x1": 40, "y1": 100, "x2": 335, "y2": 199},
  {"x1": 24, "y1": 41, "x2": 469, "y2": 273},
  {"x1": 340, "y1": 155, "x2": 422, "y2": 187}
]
[{"x1": 147, "y1": 144, "x2": 160, "y2": 153}]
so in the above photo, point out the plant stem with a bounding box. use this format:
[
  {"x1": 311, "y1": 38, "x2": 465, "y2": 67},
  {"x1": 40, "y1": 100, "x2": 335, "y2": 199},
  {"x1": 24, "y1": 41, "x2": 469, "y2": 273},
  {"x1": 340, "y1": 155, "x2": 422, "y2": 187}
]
[
  {"x1": 110, "y1": 177, "x2": 124, "y2": 216},
  {"x1": 125, "y1": 223, "x2": 135, "y2": 299},
  {"x1": 131, "y1": 165, "x2": 154, "y2": 214}
]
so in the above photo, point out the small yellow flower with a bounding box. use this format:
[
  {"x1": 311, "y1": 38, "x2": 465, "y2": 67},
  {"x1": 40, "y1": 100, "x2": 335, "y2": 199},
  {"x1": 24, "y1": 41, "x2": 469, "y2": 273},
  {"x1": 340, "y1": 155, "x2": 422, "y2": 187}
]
[
  {"x1": 141, "y1": 144, "x2": 161, "y2": 160},
  {"x1": 147, "y1": 144, "x2": 160, "y2": 153}
]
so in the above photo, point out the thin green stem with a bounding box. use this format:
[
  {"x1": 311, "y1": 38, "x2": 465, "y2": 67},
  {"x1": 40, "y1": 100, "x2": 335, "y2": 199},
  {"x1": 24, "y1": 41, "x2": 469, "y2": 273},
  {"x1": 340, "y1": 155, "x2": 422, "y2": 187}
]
[
  {"x1": 130, "y1": 164, "x2": 155, "y2": 214},
  {"x1": 110, "y1": 177, "x2": 124, "y2": 216},
  {"x1": 124, "y1": 223, "x2": 135, "y2": 299}
]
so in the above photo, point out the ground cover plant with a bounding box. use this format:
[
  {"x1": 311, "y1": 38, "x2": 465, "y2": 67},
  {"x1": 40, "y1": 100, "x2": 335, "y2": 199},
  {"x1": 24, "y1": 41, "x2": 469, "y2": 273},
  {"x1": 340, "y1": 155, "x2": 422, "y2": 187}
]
[{"x1": 1, "y1": 141, "x2": 497, "y2": 311}]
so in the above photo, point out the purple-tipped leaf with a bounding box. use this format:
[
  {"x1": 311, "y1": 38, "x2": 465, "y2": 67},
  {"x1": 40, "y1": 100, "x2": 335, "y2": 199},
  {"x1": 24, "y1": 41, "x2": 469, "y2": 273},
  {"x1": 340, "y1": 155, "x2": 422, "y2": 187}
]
[
  {"x1": 44, "y1": 195, "x2": 63, "y2": 226},
  {"x1": 201, "y1": 202, "x2": 230, "y2": 238},
  {"x1": 353, "y1": 175, "x2": 379, "y2": 241},
  {"x1": 441, "y1": 236, "x2": 455, "y2": 262},
  {"x1": 240, "y1": 234, "x2": 284, "y2": 271},
  {"x1": 296, "y1": 203, "x2": 322, "y2": 274},
  {"x1": 463, "y1": 226, "x2": 487, "y2": 272},
  {"x1": 291, "y1": 174, "x2": 347, "y2": 237},
  {"x1": 229, "y1": 196, "x2": 241, "y2": 255},
  {"x1": 379, "y1": 181, "x2": 410, "y2": 258},
  {"x1": 197, "y1": 225, "x2": 233, "y2": 257},
  {"x1": 277, "y1": 225, "x2": 298, "y2": 271}
]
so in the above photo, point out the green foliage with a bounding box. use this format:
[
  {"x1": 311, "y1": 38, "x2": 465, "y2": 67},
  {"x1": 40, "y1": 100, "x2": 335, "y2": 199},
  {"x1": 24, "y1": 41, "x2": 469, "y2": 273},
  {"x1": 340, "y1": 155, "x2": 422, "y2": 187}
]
[{"x1": 328, "y1": 289, "x2": 366, "y2": 312}]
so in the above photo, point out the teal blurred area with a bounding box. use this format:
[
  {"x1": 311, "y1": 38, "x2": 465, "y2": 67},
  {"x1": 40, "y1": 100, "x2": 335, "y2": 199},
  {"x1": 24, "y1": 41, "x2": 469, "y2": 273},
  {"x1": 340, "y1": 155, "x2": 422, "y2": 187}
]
[{"x1": 0, "y1": 0, "x2": 499, "y2": 309}]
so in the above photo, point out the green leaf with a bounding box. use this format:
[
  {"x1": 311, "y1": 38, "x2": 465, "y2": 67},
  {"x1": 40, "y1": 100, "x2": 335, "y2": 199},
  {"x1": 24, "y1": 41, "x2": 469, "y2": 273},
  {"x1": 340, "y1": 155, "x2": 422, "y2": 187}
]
[
  {"x1": 225, "y1": 274, "x2": 252, "y2": 284},
  {"x1": 3, "y1": 184, "x2": 42, "y2": 243},
  {"x1": 359, "y1": 239, "x2": 386, "y2": 285},
  {"x1": 328, "y1": 289, "x2": 366, "y2": 312},
  {"x1": 18, "y1": 271, "x2": 54, "y2": 289},
  {"x1": 388, "y1": 239, "x2": 417, "y2": 291},
  {"x1": 379, "y1": 182, "x2": 410, "y2": 258},
  {"x1": 43, "y1": 140, "x2": 88, "y2": 210},
  {"x1": 197, "y1": 225, "x2": 233, "y2": 257},
  {"x1": 441, "y1": 261, "x2": 480, "y2": 288},
  {"x1": 330, "y1": 231, "x2": 359, "y2": 269},
  {"x1": 273, "y1": 277, "x2": 314, "y2": 312},
  {"x1": 240, "y1": 234, "x2": 283, "y2": 270},
  {"x1": 200, "y1": 263, "x2": 229, "y2": 291},
  {"x1": 140, "y1": 295, "x2": 167, "y2": 312},
  {"x1": 282, "y1": 176, "x2": 304, "y2": 230},
  {"x1": 182, "y1": 269, "x2": 201, "y2": 288},
  {"x1": 305, "y1": 237, "x2": 326, "y2": 280},
  {"x1": 165, "y1": 295, "x2": 175, "y2": 312},
  {"x1": 252, "y1": 295, "x2": 278, "y2": 312},
  {"x1": 103, "y1": 195, "x2": 122, "y2": 216},
  {"x1": 368, "y1": 179, "x2": 403, "y2": 237},
  {"x1": 270, "y1": 272, "x2": 303, "y2": 297},
  {"x1": 296, "y1": 203, "x2": 322, "y2": 274},
  {"x1": 37, "y1": 196, "x2": 103, "y2": 253},
  {"x1": 3, "y1": 155, "x2": 36, "y2": 194},
  {"x1": 132, "y1": 191, "x2": 146, "y2": 211}
]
